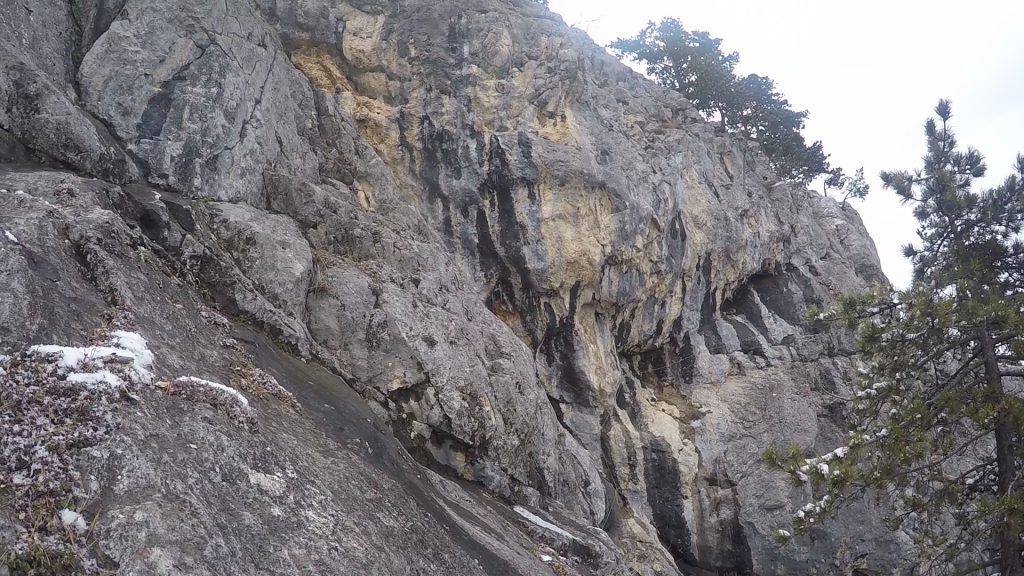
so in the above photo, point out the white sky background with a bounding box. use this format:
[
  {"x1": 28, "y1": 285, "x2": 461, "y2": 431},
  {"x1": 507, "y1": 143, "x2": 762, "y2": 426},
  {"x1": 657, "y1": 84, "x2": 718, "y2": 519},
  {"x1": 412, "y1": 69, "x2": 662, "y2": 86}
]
[{"x1": 547, "y1": 0, "x2": 1024, "y2": 288}]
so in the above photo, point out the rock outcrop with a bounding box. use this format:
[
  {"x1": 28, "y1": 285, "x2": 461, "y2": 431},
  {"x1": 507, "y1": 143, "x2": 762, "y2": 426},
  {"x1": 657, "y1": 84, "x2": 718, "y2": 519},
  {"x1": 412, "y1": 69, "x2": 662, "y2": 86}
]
[{"x1": 0, "y1": 0, "x2": 906, "y2": 574}]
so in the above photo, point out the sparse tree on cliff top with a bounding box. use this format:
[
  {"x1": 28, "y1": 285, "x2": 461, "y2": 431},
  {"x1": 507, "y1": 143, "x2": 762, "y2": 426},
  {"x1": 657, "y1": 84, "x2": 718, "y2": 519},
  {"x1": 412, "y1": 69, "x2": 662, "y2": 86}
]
[
  {"x1": 824, "y1": 166, "x2": 849, "y2": 196},
  {"x1": 768, "y1": 100, "x2": 1024, "y2": 574},
  {"x1": 823, "y1": 166, "x2": 870, "y2": 206},
  {"x1": 609, "y1": 19, "x2": 738, "y2": 127},
  {"x1": 841, "y1": 167, "x2": 870, "y2": 207},
  {"x1": 729, "y1": 73, "x2": 829, "y2": 183},
  {"x1": 609, "y1": 18, "x2": 829, "y2": 183}
]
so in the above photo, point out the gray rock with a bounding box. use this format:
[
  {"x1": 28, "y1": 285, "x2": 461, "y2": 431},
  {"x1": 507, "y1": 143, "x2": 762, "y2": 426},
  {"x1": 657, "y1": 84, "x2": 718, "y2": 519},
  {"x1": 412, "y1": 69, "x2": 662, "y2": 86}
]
[
  {"x1": 207, "y1": 201, "x2": 313, "y2": 324},
  {"x1": 0, "y1": 0, "x2": 140, "y2": 182},
  {"x1": 0, "y1": 169, "x2": 622, "y2": 576},
  {"x1": 77, "y1": 0, "x2": 320, "y2": 203},
  {"x1": 0, "y1": 0, "x2": 910, "y2": 574}
]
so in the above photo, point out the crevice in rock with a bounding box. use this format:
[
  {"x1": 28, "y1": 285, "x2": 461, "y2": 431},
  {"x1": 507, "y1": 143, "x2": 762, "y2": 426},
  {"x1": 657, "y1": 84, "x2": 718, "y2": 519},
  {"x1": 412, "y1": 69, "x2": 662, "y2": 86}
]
[
  {"x1": 479, "y1": 134, "x2": 535, "y2": 295},
  {"x1": 597, "y1": 409, "x2": 635, "y2": 534},
  {"x1": 726, "y1": 264, "x2": 820, "y2": 330},
  {"x1": 419, "y1": 114, "x2": 457, "y2": 237},
  {"x1": 64, "y1": 7, "x2": 146, "y2": 183},
  {"x1": 538, "y1": 285, "x2": 598, "y2": 408},
  {"x1": 70, "y1": 0, "x2": 131, "y2": 69},
  {"x1": 691, "y1": 461, "x2": 755, "y2": 576},
  {"x1": 643, "y1": 438, "x2": 699, "y2": 569}
]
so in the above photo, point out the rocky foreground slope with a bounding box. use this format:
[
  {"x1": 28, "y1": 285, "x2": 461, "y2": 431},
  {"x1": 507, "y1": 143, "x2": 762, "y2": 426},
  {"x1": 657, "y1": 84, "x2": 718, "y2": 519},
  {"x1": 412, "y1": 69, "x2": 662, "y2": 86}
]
[{"x1": 1, "y1": 0, "x2": 908, "y2": 574}]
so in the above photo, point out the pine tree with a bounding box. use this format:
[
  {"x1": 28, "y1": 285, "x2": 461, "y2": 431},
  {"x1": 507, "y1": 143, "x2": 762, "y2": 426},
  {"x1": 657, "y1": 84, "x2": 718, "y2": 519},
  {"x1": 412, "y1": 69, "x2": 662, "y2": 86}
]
[
  {"x1": 729, "y1": 73, "x2": 829, "y2": 183},
  {"x1": 609, "y1": 18, "x2": 829, "y2": 183},
  {"x1": 608, "y1": 19, "x2": 739, "y2": 126},
  {"x1": 769, "y1": 100, "x2": 1024, "y2": 574},
  {"x1": 841, "y1": 167, "x2": 870, "y2": 207},
  {"x1": 824, "y1": 166, "x2": 848, "y2": 196}
]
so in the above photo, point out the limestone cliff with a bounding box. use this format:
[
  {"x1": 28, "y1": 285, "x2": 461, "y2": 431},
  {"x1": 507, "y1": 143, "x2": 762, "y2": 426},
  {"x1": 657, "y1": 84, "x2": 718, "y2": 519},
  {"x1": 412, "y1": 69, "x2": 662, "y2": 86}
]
[{"x1": 0, "y1": 0, "x2": 906, "y2": 574}]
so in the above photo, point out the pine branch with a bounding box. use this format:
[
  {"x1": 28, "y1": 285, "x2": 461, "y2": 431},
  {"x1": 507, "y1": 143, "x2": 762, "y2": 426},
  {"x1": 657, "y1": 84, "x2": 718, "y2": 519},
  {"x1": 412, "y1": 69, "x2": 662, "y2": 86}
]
[
  {"x1": 912, "y1": 335, "x2": 977, "y2": 372},
  {"x1": 951, "y1": 557, "x2": 1000, "y2": 576},
  {"x1": 899, "y1": 430, "x2": 991, "y2": 478},
  {"x1": 997, "y1": 365, "x2": 1024, "y2": 377}
]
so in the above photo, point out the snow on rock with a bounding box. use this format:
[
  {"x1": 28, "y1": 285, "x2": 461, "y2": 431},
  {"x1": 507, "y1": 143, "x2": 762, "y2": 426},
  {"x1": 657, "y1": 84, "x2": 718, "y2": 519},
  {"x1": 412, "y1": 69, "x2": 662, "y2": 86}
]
[
  {"x1": 174, "y1": 377, "x2": 250, "y2": 408},
  {"x1": 66, "y1": 370, "x2": 124, "y2": 389},
  {"x1": 59, "y1": 509, "x2": 89, "y2": 533},
  {"x1": 166, "y1": 376, "x2": 256, "y2": 428},
  {"x1": 4, "y1": 327, "x2": 259, "y2": 571},
  {"x1": 29, "y1": 331, "x2": 155, "y2": 386},
  {"x1": 512, "y1": 505, "x2": 578, "y2": 541},
  {"x1": 29, "y1": 344, "x2": 133, "y2": 370},
  {"x1": 109, "y1": 330, "x2": 155, "y2": 384},
  {"x1": 26, "y1": 330, "x2": 257, "y2": 428}
]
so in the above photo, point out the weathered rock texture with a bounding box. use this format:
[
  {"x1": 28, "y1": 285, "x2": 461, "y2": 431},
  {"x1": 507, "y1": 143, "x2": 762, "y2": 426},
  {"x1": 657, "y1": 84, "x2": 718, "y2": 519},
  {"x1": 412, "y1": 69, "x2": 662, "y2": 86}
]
[{"x1": 0, "y1": 0, "x2": 907, "y2": 574}]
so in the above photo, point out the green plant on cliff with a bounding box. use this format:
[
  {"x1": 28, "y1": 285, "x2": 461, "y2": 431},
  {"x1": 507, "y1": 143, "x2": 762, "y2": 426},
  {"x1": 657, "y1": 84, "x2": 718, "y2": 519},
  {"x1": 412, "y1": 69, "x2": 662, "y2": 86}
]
[
  {"x1": 823, "y1": 166, "x2": 871, "y2": 207},
  {"x1": 774, "y1": 100, "x2": 1024, "y2": 574},
  {"x1": 609, "y1": 18, "x2": 829, "y2": 183}
]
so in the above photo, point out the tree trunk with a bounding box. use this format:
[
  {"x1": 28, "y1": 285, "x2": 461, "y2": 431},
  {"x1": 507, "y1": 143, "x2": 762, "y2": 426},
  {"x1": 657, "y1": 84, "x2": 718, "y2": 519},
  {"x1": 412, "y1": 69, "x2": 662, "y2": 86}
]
[{"x1": 981, "y1": 330, "x2": 1023, "y2": 575}]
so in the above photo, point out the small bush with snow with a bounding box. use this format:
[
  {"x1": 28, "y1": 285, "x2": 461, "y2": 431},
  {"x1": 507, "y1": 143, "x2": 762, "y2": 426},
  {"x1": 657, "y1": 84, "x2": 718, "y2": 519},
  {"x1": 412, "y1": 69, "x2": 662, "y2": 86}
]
[
  {"x1": 165, "y1": 376, "x2": 255, "y2": 427},
  {"x1": 230, "y1": 365, "x2": 300, "y2": 411},
  {"x1": 1, "y1": 329, "x2": 261, "y2": 572},
  {"x1": 1, "y1": 331, "x2": 154, "y2": 573}
]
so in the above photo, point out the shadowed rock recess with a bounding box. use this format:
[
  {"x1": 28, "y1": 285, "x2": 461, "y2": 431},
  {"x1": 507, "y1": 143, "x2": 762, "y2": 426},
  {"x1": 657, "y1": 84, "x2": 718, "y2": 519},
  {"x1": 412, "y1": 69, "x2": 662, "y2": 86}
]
[{"x1": 0, "y1": 0, "x2": 908, "y2": 574}]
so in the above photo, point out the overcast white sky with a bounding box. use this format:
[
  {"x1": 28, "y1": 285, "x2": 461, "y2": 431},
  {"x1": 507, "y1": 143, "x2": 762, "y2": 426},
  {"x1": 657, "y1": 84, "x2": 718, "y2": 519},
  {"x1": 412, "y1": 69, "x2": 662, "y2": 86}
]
[{"x1": 548, "y1": 0, "x2": 1024, "y2": 287}]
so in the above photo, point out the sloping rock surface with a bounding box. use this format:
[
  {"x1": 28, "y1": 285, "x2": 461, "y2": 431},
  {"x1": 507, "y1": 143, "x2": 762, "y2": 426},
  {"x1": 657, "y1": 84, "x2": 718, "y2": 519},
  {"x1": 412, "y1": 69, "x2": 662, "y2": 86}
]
[{"x1": 0, "y1": 0, "x2": 906, "y2": 574}]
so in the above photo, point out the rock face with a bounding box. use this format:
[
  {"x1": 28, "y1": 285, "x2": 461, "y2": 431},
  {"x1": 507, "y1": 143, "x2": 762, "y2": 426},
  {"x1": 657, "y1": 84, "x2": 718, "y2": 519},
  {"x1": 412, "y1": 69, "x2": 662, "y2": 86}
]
[{"x1": 0, "y1": 0, "x2": 907, "y2": 574}]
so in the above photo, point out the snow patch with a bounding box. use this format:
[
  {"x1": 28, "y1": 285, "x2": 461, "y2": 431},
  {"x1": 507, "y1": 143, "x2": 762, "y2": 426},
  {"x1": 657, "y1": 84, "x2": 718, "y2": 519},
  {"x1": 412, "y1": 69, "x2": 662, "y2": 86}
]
[
  {"x1": 109, "y1": 330, "x2": 155, "y2": 384},
  {"x1": 3, "y1": 229, "x2": 18, "y2": 244},
  {"x1": 512, "y1": 505, "x2": 577, "y2": 540},
  {"x1": 29, "y1": 331, "x2": 154, "y2": 385},
  {"x1": 66, "y1": 370, "x2": 124, "y2": 389},
  {"x1": 58, "y1": 509, "x2": 88, "y2": 533},
  {"x1": 174, "y1": 377, "x2": 250, "y2": 408},
  {"x1": 29, "y1": 345, "x2": 135, "y2": 369}
]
